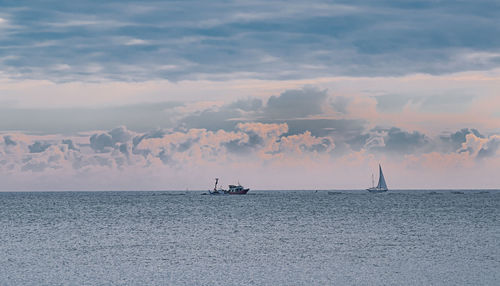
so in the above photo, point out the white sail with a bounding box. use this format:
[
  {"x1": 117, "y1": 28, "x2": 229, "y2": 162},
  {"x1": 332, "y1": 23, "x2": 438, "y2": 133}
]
[
  {"x1": 376, "y1": 164, "x2": 387, "y2": 190},
  {"x1": 367, "y1": 164, "x2": 388, "y2": 192}
]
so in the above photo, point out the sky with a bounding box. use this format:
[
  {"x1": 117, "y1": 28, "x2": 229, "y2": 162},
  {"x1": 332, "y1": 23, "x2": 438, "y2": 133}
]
[{"x1": 1, "y1": 0, "x2": 500, "y2": 190}]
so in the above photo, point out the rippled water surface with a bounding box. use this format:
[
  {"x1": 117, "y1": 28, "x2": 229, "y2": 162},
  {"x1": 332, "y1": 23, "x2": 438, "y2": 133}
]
[{"x1": 0, "y1": 190, "x2": 499, "y2": 285}]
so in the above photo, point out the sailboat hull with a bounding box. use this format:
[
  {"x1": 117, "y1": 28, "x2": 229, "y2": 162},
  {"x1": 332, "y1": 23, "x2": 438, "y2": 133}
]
[{"x1": 367, "y1": 187, "x2": 388, "y2": 193}]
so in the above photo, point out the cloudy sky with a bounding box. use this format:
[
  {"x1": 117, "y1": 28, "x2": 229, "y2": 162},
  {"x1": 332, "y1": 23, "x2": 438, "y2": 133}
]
[{"x1": 1, "y1": 0, "x2": 500, "y2": 190}]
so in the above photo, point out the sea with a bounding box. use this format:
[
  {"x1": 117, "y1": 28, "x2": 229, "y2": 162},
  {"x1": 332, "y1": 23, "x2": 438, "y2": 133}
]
[{"x1": 0, "y1": 190, "x2": 498, "y2": 285}]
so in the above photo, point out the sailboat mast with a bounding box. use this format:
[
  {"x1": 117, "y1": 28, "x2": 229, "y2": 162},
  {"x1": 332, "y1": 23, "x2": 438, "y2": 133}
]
[{"x1": 372, "y1": 173, "x2": 374, "y2": 188}]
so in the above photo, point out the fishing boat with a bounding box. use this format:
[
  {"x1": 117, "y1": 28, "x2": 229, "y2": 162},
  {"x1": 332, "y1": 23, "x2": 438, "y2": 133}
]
[
  {"x1": 208, "y1": 178, "x2": 250, "y2": 195},
  {"x1": 226, "y1": 183, "x2": 250, "y2": 195},
  {"x1": 367, "y1": 164, "x2": 388, "y2": 193}
]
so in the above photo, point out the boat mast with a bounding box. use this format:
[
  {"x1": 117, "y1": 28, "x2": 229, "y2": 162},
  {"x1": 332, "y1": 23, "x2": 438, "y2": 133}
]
[
  {"x1": 214, "y1": 178, "x2": 219, "y2": 191},
  {"x1": 372, "y1": 173, "x2": 374, "y2": 188}
]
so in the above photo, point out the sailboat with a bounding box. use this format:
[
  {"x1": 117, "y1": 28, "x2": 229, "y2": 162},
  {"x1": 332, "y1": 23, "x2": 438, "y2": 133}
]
[{"x1": 367, "y1": 164, "x2": 388, "y2": 193}]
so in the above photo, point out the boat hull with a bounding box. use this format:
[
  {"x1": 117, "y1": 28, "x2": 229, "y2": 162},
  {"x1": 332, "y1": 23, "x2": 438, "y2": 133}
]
[
  {"x1": 226, "y1": 189, "x2": 249, "y2": 195},
  {"x1": 208, "y1": 189, "x2": 250, "y2": 195},
  {"x1": 367, "y1": 187, "x2": 388, "y2": 193}
]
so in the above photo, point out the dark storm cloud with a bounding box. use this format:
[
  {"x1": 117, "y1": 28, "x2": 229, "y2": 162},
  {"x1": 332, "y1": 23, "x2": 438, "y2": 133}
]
[
  {"x1": 28, "y1": 141, "x2": 51, "y2": 153},
  {"x1": 2, "y1": 1, "x2": 499, "y2": 81}
]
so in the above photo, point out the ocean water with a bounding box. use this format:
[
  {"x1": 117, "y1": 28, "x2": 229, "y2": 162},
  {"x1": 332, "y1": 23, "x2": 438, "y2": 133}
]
[{"x1": 0, "y1": 190, "x2": 498, "y2": 285}]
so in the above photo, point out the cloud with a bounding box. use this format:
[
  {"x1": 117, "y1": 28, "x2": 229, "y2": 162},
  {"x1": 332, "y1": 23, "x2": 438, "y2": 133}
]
[
  {"x1": 1, "y1": 123, "x2": 500, "y2": 189},
  {"x1": 264, "y1": 87, "x2": 327, "y2": 119},
  {"x1": 375, "y1": 93, "x2": 476, "y2": 113},
  {"x1": 477, "y1": 138, "x2": 500, "y2": 160},
  {"x1": 108, "y1": 126, "x2": 133, "y2": 144},
  {"x1": 271, "y1": 131, "x2": 334, "y2": 156},
  {"x1": 28, "y1": 141, "x2": 51, "y2": 153},
  {"x1": 0, "y1": 124, "x2": 484, "y2": 171},
  {"x1": 228, "y1": 98, "x2": 263, "y2": 112},
  {"x1": 223, "y1": 131, "x2": 264, "y2": 154},
  {"x1": 330, "y1": 96, "x2": 351, "y2": 114},
  {"x1": 457, "y1": 133, "x2": 500, "y2": 160},
  {"x1": 224, "y1": 122, "x2": 288, "y2": 155},
  {"x1": 349, "y1": 127, "x2": 430, "y2": 155},
  {"x1": 177, "y1": 87, "x2": 365, "y2": 140},
  {"x1": 440, "y1": 128, "x2": 483, "y2": 152},
  {"x1": 436, "y1": 131, "x2": 500, "y2": 163},
  {"x1": 3, "y1": 135, "x2": 16, "y2": 146},
  {"x1": 177, "y1": 87, "x2": 332, "y2": 132},
  {"x1": 283, "y1": 119, "x2": 365, "y2": 138},
  {"x1": 124, "y1": 38, "x2": 149, "y2": 46},
  {"x1": 0, "y1": 123, "x2": 336, "y2": 175},
  {"x1": 381, "y1": 127, "x2": 430, "y2": 154},
  {"x1": 89, "y1": 133, "x2": 113, "y2": 153},
  {"x1": 179, "y1": 107, "x2": 242, "y2": 131},
  {"x1": 0, "y1": 102, "x2": 182, "y2": 133},
  {"x1": 2, "y1": 1, "x2": 499, "y2": 82},
  {"x1": 21, "y1": 161, "x2": 49, "y2": 172},
  {"x1": 89, "y1": 126, "x2": 136, "y2": 155},
  {"x1": 62, "y1": 139, "x2": 78, "y2": 151}
]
